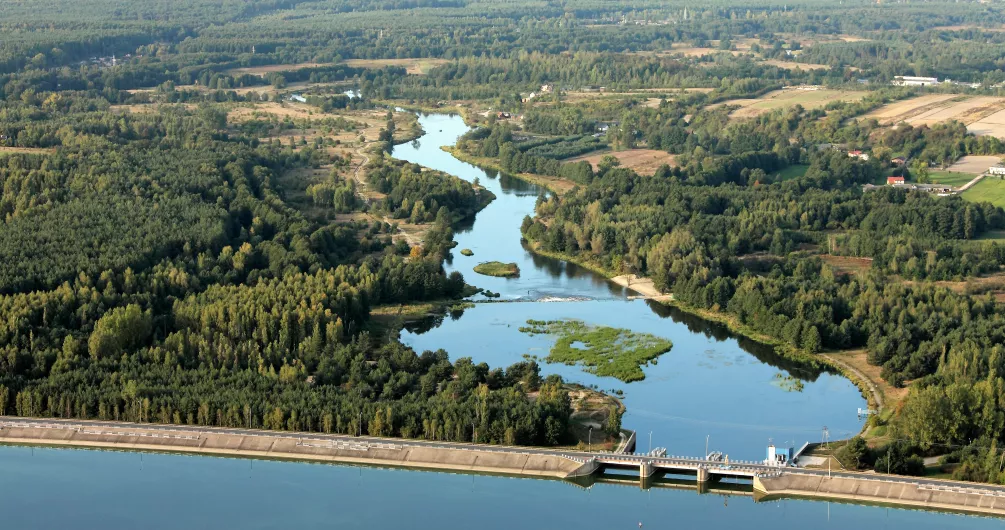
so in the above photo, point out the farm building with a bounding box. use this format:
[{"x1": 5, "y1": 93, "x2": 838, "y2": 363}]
[
  {"x1": 914, "y1": 183, "x2": 954, "y2": 195},
  {"x1": 893, "y1": 76, "x2": 939, "y2": 86}
]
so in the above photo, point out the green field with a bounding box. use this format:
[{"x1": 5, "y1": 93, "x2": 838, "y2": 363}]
[
  {"x1": 771, "y1": 164, "x2": 809, "y2": 182},
  {"x1": 974, "y1": 229, "x2": 1005, "y2": 244},
  {"x1": 962, "y1": 177, "x2": 1005, "y2": 208},
  {"x1": 927, "y1": 171, "x2": 975, "y2": 187},
  {"x1": 729, "y1": 89, "x2": 867, "y2": 119}
]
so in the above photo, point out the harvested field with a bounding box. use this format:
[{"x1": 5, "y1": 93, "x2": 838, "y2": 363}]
[
  {"x1": 945, "y1": 155, "x2": 1002, "y2": 175},
  {"x1": 863, "y1": 95, "x2": 1005, "y2": 130},
  {"x1": 967, "y1": 108, "x2": 1005, "y2": 137},
  {"x1": 762, "y1": 59, "x2": 831, "y2": 71},
  {"x1": 723, "y1": 88, "x2": 866, "y2": 119},
  {"x1": 228, "y1": 101, "x2": 314, "y2": 121},
  {"x1": 226, "y1": 62, "x2": 335, "y2": 76},
  {"x1": 902, "y1": 96, "x2": 1005, "y2": 126},
  {"x1": 344, "y1": 58, "x2": 448, "y2": 75},
  {"x1": 861, "y1": 94, "x2": 958, "y2": 124},
  {"x1": 820, "y1": 254, "x2": 873, "y2": 275},
  {"x1": 931, "y1": 24, "x2": 1005, "y2": 32},
  {"x1": 0, "y1": 146, "x2": 55, "y2": 155},
  {"x1": 662, "y1": 43, "x2": 741, "y2": 57},
  {"x1": 566, "y1": 149, "x2": 676, "y2": 175},
  {"x1": 559, "y1": 87, "x2": 710, "y2": 105}
]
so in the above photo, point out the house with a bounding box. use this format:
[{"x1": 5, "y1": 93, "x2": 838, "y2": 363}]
[
  {"x1": 289, "y1": 94, "x2": 307, "y2": 103},
  {"x1": 887, "y1": 176, "x2": 905, "y2": 186},
  {"x1": 596, "y1": 121, "x2": 618, "y2": 133},
  {"x1": 496, "y1": 111, "x2": 512, "y2": 119},
  {"x1": 848, "y1": 150, "x2": 871, "y2": 161},
  {"x1": 891, "y1": 156, "x2": 907, "y2": 166},
  {"x1": 892, "y1": 76, "x2": 939, "y2": 86},
  {"x1": 539, "y1": 84, "x2": 554, "y2": 93},
  {"x1": 989, "y1": 164, "x2": 1005, "y2": 176}
]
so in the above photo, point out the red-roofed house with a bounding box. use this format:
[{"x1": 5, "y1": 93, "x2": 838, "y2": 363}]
[{"x1": 887, "y1": 176, "x2": 905, "y2": 185}]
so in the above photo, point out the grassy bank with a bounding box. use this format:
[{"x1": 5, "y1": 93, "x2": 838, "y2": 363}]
[
  {"x1": 522, "y1": 236, "x2": 884, "y2": 426},
  {"x1": 384, "y1": 102, "x2": 477, "y2": 125},
  {"x1": 442, "y1": 146, "x2": 578, "y2": 195}
]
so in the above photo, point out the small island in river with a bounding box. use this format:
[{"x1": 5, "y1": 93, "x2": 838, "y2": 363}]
[
  {"x1": 520, "y1": 319, "x2": 672, "y2": 383},
  {"x1": 473, "y1": 261, "x2": 520, "y2": 277}
]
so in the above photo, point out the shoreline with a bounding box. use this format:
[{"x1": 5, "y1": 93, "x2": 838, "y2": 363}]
[
  {"x1": 441, "y1": 146, "x2": 579, "y2": 195},
  {"x1": 520, "y1": 236, "x2": 884, "y2": 423},
  {"x1": 397, "y1": 111, "x2": 881, "y2": 442}
]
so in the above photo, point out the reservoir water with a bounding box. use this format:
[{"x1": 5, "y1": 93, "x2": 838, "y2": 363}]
[
  {"x1": 0, "y1": 112, "x2": 993, "y2": 529},
  {"x1": 0, "y1": 446, "x2": 998, "y2": 529}
]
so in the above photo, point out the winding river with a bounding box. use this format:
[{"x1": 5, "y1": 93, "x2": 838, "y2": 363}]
[
  {"x1": 0, "y1": 112, "x2": 998, "y2": 529},
  {"x1": 394, "y1": 113, "x2": 865, "y2": 460}
]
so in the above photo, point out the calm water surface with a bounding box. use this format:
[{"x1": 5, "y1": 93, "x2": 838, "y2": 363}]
[
  {"x1": 0, "y1": 113, "x2": 991, "y2": 529},
  {"x1": 394, "y1": 113, "x2": 865, "y2": 459},
  {"x1": 0, "y1": 447, "x2": 996, "y2": 530}
]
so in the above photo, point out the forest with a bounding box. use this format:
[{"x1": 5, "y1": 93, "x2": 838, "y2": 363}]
[
  {"x1": 5, "y1": 0, "x2": 1005, "y2": 480},
  {"x1": 0, "y1": 71, "x2": 577, "y2": 446}
]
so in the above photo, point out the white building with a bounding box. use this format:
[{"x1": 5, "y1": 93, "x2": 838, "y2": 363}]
[
  {"x1": 289, "y1": 94, "x2": 307, "y2": 103},
  {"x1": 892, "y1": 76, "x2": 939, "y2": 86},
  {"x1": 990, "y1": 164, "x2": 1005, "y2": 176}
]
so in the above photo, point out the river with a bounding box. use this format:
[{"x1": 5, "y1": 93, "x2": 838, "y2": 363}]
[
  {"x1": 0, "y1": 112, "x2": 995, "y2": 529},
  {"x1": 394, "y1": 113, "x2": 864, "y2": 460}
]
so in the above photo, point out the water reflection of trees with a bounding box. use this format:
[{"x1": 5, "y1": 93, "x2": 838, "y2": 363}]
[
  {"x1": 645, "y1": 300, "x2": 829, "y2": 382},
  {"x1": 497, "y1": 172, "x2": 537, "y2": 194},
  {"x1": 523, "y1": 242, "x2": 628, "y2": 296}
]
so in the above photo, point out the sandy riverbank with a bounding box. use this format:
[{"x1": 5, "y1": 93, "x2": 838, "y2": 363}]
[{"x1": 609, "y1": 274, "x2": 672, "y2": 300}]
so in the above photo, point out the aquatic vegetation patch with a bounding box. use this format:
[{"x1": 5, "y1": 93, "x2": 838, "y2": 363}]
[
  {"x1": 520, "y1": 319, "x2": 672, "y2": 383},
  {"x1": 473, "y1": 261, "x2": 520, "y2": 277},
  {"x1": 460, "y1": 248, "x2": 473, "y2": 256},
  {"x1": 772, "y1": 372, "x2": 805, "y2": 392}
]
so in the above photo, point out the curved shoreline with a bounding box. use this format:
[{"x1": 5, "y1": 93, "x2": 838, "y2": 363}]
[
  {"x1": 399, "y1": 111, "x2": 877, "y2": 442},
  {"x1": 521, "y1": 237, "x2": 882, "y2": 423}
]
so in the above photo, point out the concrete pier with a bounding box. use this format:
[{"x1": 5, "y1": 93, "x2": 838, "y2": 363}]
[{"x1": 568, "y1": 458, "x2": 600, "y2": 478}]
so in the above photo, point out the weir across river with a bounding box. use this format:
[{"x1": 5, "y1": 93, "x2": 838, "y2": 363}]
[{"x1": 4, "y1": 417, "x2": 1005, "y2": 516}]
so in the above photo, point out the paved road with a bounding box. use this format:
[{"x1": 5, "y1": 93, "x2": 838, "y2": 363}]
[{"x1": 4, "y1": 416, "x2": 1005, "y2": 495}]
